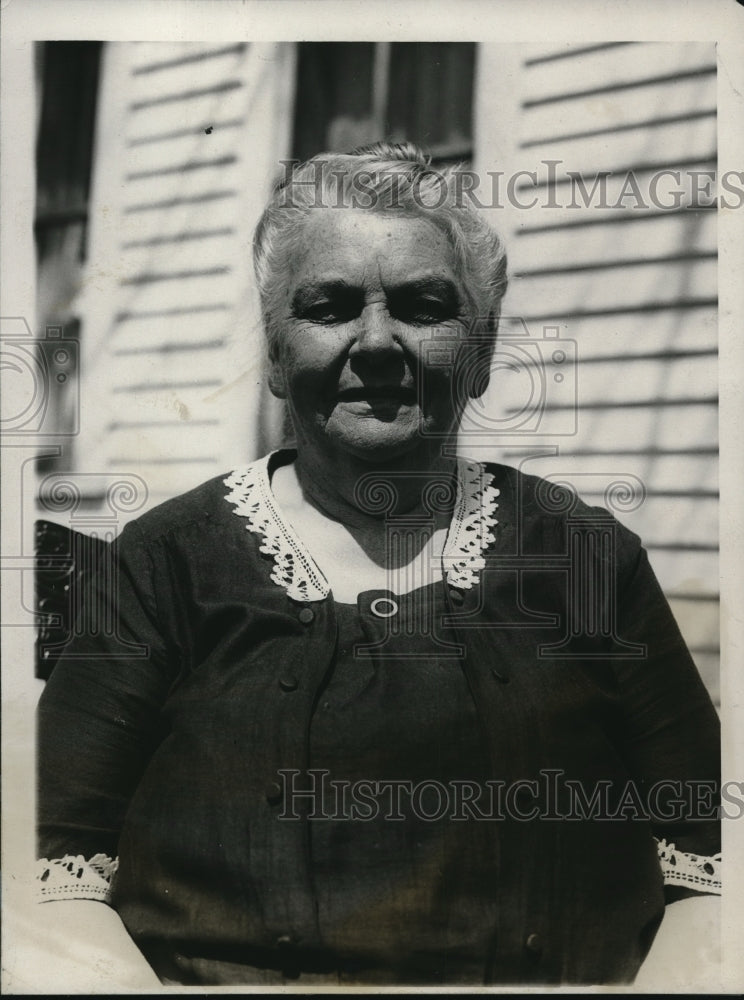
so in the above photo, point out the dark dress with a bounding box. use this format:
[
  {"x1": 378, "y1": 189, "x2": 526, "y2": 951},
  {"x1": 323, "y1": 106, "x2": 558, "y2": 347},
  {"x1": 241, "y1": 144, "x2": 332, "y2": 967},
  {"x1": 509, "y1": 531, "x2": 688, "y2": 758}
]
[{"x1": 37, "y1": 451, "x2": 721, "y2": 985}]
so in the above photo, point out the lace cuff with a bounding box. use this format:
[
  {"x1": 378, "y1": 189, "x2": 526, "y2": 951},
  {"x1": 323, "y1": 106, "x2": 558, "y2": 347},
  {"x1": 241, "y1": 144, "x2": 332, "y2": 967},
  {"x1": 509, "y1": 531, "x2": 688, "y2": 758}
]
[
  {"x1": 36, "y1": 853, "x2": 118, "y2": 903},
  {"x1": 655, "y1": 838, "x2": 721, "y2": 894}
]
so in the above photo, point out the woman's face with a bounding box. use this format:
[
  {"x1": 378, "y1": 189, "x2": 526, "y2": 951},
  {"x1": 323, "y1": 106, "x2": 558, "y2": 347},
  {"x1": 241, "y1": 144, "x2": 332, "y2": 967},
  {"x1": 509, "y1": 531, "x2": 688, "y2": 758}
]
[{"x1": 269, "y1": 208, "x2": 476, "y2": 464}]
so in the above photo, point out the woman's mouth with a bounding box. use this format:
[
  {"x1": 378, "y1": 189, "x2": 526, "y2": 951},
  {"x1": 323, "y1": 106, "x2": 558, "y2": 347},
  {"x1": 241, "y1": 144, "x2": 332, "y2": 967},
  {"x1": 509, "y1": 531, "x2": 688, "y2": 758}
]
[{"x1": 335, "y1": 386, "x2": 417, "y2": 405}]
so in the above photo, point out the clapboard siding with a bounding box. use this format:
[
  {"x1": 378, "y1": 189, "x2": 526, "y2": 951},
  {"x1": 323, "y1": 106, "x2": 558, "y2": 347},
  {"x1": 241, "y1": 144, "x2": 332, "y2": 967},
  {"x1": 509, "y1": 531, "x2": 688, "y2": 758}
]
[
  {"x1": 547, "y1": 494, "x2": 718, "y2": 550},
  {"x1": 549, "y1": 353, "x2": 715, "y2": 404},
  {"x1": 463, "y1": 404, "x2": 718, "y2": 463},
  {"x1": 644, "y1": 549, "x2": 719, "y2": 590},
  {"x1": 523, "y1": 43, "x2": 715, "y2": 104},
  {"x1": 514, "y1": 211, "x2": 716, "y2": 267},
  {"x1": 522, "y1": 74, "x2": 716, "y2": 145},
  {"x1": 474, "y1": 42, "x2": 719, "y2": 703},
  {"x1": 516, "y1": 200, "x2": 717, "y2": 237},
  {"x1": 504, "y1": 309, "x2": 718, "y2": 360},
  {"x1": 517, "y1": 118, "x2": 715, "y2": 176},
  {"x1": 511, "y1": 256, "x2": 716, "y2": 316},
  {"x1": 500, "y1": 454, "x2": 718, "y2": 499}
]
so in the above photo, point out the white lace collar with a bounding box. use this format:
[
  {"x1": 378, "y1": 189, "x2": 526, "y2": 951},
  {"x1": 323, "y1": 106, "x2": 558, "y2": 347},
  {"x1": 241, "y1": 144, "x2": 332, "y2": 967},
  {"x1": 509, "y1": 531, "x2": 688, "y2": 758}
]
[{"x1": 223, "y1": 451, "x2": 499, "y2": 602}]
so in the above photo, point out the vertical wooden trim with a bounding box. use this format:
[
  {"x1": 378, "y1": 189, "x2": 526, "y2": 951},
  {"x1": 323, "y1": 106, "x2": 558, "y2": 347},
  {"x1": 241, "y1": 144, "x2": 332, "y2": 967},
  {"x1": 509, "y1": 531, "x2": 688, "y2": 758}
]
[{"x1": 372, "y1": 42, "x2": 391, "y2": 138}]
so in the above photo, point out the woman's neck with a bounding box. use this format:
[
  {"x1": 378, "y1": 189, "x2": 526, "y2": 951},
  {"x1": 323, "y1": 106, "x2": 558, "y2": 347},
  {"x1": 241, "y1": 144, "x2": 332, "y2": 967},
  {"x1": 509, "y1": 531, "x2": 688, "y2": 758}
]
[
  {"x1": 271, "y1": 445, "x2": 456, "y2": 584},
  {"x1": 292, "y1": 446, "x2": 458, "y2": 530}
]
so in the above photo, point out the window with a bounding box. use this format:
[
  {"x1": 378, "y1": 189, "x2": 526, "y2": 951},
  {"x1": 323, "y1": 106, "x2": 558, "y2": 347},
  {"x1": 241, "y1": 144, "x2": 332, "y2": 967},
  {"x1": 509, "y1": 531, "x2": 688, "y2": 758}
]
[
  {"x1": 34, "y1": 41, "x2": 102, "y2": 468},
  {"x1": 292, "y1": 42, "x2": 476, "y2": 166}
]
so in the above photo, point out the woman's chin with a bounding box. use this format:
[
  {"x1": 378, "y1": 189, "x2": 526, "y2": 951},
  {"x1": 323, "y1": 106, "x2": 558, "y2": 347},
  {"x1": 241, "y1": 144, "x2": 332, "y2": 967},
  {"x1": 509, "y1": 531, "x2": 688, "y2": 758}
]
[{"x1": 324, "y1": 415, "x2": 434, "y2": 463}]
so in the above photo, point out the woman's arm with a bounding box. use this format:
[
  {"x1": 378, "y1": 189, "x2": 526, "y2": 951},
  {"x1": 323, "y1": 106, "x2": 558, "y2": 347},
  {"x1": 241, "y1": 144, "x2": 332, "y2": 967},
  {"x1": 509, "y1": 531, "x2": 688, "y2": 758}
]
[
  {"x1": 36, "y1": 523, "x2": 178, "y2": 988},
  {"x1": 20, "y1": 901, "x2": 161, "y2": 991},
  {"x1": 606, "y1": 533, "x2": 723, "y2": 989},
  {"x1": 633, "y1": 895, "x2": 720, "y2": 990}
]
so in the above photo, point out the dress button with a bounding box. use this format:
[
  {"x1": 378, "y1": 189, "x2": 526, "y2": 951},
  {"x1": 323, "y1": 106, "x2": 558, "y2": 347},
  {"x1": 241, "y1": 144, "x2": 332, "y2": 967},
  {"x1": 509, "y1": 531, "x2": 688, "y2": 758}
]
[
  {"x1": 298, "y1": 606, "x2": 314, "y2": 624},
  {"x1": 370, "y1": 596, "x2": 398, "y2": 618},
  {"x1": 279, "y1": 675, "x2": 298, "y2": 692},
  {"x1": 491, "y1": 667, "x2": 510, "y2": 684},
  {"x1": 525, "y1": 932, "x2": 542, "y2": 954},
  {"x1": 276, "y1": 934, "x2": 293, "y2": 948},
  {"x1": 448, "y1": 588, "x2": 464, "y2": 605},
  {"x1": 265, "y1": 781, "x2": 283, "y2": 804}
]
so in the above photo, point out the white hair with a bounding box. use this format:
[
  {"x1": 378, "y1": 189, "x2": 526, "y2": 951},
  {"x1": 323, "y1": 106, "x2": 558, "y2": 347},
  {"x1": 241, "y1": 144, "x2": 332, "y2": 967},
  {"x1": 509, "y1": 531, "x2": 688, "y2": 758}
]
[{"x1": 253, "y1": 141, "x2": 508, "y2": 353}]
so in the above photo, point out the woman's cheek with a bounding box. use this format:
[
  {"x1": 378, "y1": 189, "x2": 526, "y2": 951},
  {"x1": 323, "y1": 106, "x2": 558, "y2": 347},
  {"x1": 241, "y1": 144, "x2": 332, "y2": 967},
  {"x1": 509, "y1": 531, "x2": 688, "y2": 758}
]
[
  {"x1": 286, "y1": 325, "x2": 349, "y2": 372},
  {"x1": 418, "y1": 363, "x2": 458, "y2": 427},
  {"x1": 415, "y1": 330, "x2": 466, "y2": 413}
]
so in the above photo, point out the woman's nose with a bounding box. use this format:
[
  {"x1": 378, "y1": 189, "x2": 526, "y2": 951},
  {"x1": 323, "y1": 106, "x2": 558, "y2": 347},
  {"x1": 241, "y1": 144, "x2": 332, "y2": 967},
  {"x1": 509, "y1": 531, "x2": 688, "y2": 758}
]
[{"x1": 350, "y1": 304, "x2": 399, "y2": 357}]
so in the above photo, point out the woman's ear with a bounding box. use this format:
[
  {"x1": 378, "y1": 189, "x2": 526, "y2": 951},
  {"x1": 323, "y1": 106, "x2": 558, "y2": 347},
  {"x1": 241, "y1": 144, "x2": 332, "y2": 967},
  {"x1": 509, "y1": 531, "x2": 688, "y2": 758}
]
[
  {"x1": 267, "y1": 349, "x2": 288, "y2": 399},
  {"x1": 461, "y1": 313, "x2": 498, "y2": 400}
]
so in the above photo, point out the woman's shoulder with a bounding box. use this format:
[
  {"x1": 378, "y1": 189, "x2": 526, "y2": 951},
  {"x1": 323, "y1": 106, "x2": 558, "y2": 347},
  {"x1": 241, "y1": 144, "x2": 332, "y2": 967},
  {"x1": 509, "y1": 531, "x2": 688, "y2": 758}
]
[
  {"x1": 477, "y1": 458, "x2": 643, "y2": 549},
  {"x1": 477, "y1": 458, "x2": 572, "y2": 515},
  {"x1": 119, "y1": 453, "x2": 276, "y2": 545}
]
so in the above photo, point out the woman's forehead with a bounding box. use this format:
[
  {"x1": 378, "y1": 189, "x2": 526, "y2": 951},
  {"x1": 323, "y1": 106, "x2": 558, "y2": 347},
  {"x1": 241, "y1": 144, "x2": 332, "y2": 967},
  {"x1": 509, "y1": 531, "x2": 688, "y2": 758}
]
[{"x1": 287, "y1": 208, "x2": 459, "y2": 287}]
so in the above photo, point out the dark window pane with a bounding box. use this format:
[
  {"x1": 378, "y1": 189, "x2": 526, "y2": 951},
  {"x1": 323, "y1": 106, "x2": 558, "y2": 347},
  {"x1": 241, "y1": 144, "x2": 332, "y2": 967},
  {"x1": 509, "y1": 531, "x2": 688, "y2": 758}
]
[
  {"x1": 293, "y1": 42, "x2": 376, "y2": 160},
  {"x1": 386, "y1": 43, "x2": 475, "y2": 158},
  {"x1": 292, "y1": 42, "x2": 475, "y2": 164},
  {"x1": 34, "y1": 42, "x2": 101, "y2": 475},
  {"x1": 36, "y1": 42, "x2": 102, "y2": 224}
]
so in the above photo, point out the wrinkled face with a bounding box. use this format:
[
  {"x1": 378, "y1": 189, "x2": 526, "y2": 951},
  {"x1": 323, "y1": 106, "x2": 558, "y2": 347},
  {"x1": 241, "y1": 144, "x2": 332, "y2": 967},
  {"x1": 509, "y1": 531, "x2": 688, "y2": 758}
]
[{"x1": 269, "y1": 209, "x2": 479, "y2": 464}]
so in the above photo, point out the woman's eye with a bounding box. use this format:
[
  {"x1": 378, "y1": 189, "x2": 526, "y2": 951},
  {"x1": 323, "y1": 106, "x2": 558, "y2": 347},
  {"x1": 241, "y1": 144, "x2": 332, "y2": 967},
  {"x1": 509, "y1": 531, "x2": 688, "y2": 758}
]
[
  {"x1": 302, "y1": 303, "x2": 337, "y2": 322},
  {"x1": 396, "y1": 299, "x2": 456, "y2": 324},
  {"x1": 300, "y1": 300, "x2": 359, "y2": 324}
]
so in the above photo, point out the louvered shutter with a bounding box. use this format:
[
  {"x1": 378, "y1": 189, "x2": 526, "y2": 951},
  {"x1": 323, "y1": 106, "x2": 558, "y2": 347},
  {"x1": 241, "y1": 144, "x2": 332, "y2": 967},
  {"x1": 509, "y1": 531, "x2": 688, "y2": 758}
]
[{"x1": 74, "y1": 42, "x2": 294, "y2": 511}]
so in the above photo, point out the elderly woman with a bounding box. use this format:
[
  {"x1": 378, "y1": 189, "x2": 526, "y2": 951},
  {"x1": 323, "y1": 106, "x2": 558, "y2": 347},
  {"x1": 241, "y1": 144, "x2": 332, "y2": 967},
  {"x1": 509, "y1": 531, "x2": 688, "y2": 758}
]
[{"x1": 36, "y1": 142, "x2": 720, "y2": 988}]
